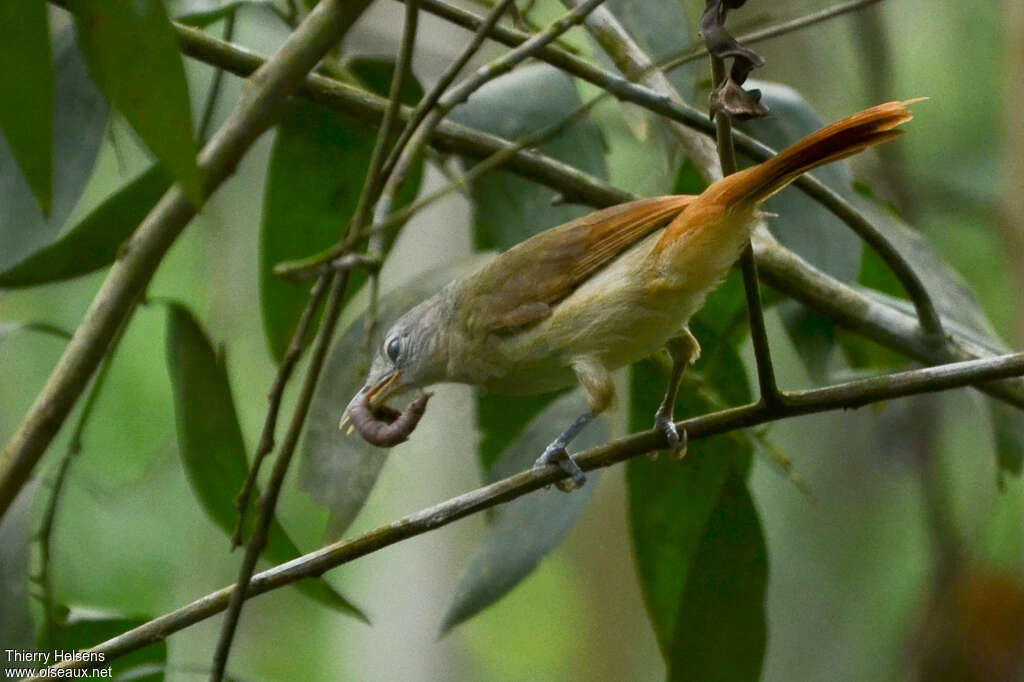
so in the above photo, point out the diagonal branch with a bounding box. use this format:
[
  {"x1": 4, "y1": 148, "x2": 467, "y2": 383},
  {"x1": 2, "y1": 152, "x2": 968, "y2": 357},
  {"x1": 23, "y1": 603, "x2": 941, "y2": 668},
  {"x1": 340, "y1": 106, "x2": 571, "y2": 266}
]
[
  {"x1": 27, "y1": 351, "x2": 1024, "y2": 679},
  {"x1": 0, "y1": 0, "x2": 376, "y2": 524},
  {"x1": 217, "y1": 4, "x2": 422, "y2": 677}
]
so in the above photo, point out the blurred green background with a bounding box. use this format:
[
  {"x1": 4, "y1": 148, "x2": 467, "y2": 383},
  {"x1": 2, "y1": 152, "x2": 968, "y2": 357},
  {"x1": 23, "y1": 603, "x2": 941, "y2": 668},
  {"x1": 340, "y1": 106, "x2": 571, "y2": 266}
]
[{"x1": 2, "y1": 1, "x2": 1023, "y2": 680}]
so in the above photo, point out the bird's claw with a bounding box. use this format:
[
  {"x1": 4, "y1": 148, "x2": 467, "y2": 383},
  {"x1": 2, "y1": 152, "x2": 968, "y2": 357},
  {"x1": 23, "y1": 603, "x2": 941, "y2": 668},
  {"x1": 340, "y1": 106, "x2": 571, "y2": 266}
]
[
  {"x1": 535, "y1": 444, "x2": 586, "y2": 492},
  {"x1": 656, "y1": 415, "x2": 688, "y2": 461}
]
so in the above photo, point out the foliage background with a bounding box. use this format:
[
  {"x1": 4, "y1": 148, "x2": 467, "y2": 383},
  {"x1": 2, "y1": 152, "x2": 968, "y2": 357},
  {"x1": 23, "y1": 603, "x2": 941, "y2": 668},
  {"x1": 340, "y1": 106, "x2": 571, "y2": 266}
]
[{"x1": 1, "y1": 0, "x2": 1022, "y2": 680}]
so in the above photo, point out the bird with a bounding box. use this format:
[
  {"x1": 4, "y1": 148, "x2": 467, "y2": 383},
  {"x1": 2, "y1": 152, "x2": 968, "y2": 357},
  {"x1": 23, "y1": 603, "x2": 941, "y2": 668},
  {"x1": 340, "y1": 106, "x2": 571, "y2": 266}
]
[{"x1": 341, "y1": 100, "x2": 919, "y2": 490}]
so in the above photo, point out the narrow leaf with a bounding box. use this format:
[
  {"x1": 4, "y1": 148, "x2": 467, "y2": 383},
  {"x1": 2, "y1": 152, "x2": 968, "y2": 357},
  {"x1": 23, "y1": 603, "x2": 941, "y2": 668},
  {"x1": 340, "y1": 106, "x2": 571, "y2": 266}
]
[
  {"x1": 300, "y1": 261, "x2": 481, "y2": 541},
  {"x1": 70, "y1": 0, "x2": 203, "y2": 204},
  {"x1": 0, "y1": 321, "x2": 72, "y2": 347},
  {"x1": 441, "y1": 390, "x2": 606, "y2": 633},
  {"x1": 1, "y1": 28, "x2": 108, "y2": 271},
  {"x1": 450, "y1": 63, "x2": 608, "y2": 250},
  {"x1": 851, "y1": 187, "x2": 1024, "y2": 475},
  {"x1": 164, "y1": 303, "x2": 365, "y2": 619},
  {"x1": 628, "y1": 358, "x2": 738, "y2": 653},
  {"x1": 261, "y1": 58, "x2": 423, "y2": 360},
  {"x1": 0, "y1": 166, "x2": 170, "y2": 288},
  {"x1": 667, "y1": 472, "x2": 768, "y2": 682},
  {"x1": 628, "y1": 319, "x2": 753, "y2": 656},
  {"x1": 0, "y1": 0, "x2": 53, "y2": 213}
]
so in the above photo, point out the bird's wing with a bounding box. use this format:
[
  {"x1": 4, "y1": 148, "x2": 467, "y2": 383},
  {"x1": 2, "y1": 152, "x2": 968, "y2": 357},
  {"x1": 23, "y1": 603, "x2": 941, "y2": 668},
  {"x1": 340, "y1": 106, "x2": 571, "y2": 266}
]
[{"x1": 464, "y1": 194, "x2": 696, "y2": 335}]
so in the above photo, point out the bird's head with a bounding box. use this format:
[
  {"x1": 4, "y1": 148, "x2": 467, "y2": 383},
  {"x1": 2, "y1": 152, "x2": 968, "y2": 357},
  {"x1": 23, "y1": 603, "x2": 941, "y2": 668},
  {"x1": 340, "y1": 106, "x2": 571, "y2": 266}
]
[{"x1": 342, "y1": 290, "x2": 455, "y2": 444}]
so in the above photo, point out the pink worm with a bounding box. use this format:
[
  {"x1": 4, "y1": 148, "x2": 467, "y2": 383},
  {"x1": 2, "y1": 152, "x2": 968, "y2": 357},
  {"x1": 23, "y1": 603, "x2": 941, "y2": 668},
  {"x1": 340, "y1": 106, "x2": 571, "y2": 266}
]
[{"x1": 348, "y1": 392, "x2": 431, "y2": 447}]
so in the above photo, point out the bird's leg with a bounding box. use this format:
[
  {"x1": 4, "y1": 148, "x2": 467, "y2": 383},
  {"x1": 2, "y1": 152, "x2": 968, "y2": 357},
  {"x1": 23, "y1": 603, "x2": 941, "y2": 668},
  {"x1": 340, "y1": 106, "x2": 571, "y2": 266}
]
[
  {"x1": 534, "y1": 356, "x2": 613, "y2": 492},
  {"x1": 535, "y1": 411, "x2": 595, "y2": 492},
  {"x1": 653, "y1": 329, "x2": 701, "y2": 460}
]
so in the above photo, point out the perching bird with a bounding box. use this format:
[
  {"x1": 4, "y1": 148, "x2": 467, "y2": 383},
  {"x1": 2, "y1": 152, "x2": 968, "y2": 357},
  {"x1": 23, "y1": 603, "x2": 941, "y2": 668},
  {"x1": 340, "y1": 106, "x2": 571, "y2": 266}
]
[{"x1": 342, "y1": 100, "x2": 919, "y2": 489}]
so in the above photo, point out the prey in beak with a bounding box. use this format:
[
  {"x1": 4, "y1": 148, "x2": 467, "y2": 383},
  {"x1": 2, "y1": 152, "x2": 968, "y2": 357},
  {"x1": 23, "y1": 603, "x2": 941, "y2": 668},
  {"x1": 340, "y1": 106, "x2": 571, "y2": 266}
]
[{"x1": 341, "y1": 370, "x2": 431, "y2": 447}]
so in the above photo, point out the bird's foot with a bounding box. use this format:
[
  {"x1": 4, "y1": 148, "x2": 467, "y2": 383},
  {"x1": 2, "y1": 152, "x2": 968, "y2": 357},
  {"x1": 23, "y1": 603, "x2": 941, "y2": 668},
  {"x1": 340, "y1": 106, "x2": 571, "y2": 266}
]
[
  {"x1": 535, "y1": 444, "x2": 586, "y2": 492},
  {"x1": 655, "y1": 413, "x2": 688, "y2": 461}
]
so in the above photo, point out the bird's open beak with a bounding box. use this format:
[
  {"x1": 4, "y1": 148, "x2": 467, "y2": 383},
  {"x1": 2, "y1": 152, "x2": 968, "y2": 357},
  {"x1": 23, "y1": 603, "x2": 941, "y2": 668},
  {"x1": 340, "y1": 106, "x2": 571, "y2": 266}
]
[{"x1": 339, "y1": 370, "x2": 402, "y2": 432}]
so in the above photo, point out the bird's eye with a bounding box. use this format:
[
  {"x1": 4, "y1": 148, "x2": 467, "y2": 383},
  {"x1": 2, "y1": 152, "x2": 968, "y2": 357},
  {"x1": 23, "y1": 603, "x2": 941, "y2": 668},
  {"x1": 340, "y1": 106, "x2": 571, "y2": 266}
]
[{"x1": 385, "y1": 336, "x2": 402, "y2": 363}]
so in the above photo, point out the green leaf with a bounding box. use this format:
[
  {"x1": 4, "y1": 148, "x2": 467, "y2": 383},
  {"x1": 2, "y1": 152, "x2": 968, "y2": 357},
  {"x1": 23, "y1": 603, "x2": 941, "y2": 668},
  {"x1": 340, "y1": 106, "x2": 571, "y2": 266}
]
[
  {"x1": 52, "y1": 609, "x2": 166, "y2": 680},
  {"x1": 0, "y1": 0, "x2": 53, "y2": 214},
  {"x1": 780, "y1": 305, "x2": 838, "y2": 383},
  {"x1": 1, "y1": 28, "x2": 108, "y2": 271},
  {"x1": 0, "y1": 165, "x2": 170, "y2": 288},
  {"x1": 667, "y1": 472, "x2": 768, "y2": 682},
  {"x1": 164, "y1": 303, "x2": 366, "y2": 619},
  {"x1": 300, "y1": 261, "x2": 480, "y2": 541},
  {"x1": 0, "y1": 485, "x2": 37, "y2": 674},
  {"x1": 440, "y1": 390, "x2": 605, "y2": 634},
  {"x1": 835, "y1": 246, "x2": 909, "y2": 372},
  {"x1": 849, "y1": 190, "x2": 1024, "y2": 475},
  {"x1": 0, "y1": 321, "x2": 72, "y2": 347},
  {"x1": 993, "y1": 402, "x2": 1024, "y2": 477},
  {"x1": 70, "y1": 0, "x2": 203, "y2": 205},
  {"x1": 628, "y1": 319, "x2": 753, "y2": 658},
  {"x1": 627, "y1": 353, "x2": 749, "y2": 651},
  {"x1": 449, "y1": 63, "x2": 608, "y2": 250},
  {"x1": 261, "y1": 58, "x2": 423, "y2": 361}
]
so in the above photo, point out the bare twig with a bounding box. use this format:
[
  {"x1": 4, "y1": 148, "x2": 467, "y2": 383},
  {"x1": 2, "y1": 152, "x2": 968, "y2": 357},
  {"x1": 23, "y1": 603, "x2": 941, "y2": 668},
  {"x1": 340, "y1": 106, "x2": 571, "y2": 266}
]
[
  {"x1": 214, "y1": 3, "x2": 422, "y2": 677},
  {"x1": 210, "y1": 273, "x2": 349, "y2": 681},
  {"x1": 708, "y1": 51, "x2": 781, "y2": 406},
  {"x1": 658, "y1": 0, "x2": 886, "y2": 73},
  {"x1": 197, "y1": 13, "x2": 237, "y2": 141},
  {"x1": 0, "y1": 0, "x2": 376, "y2": 524},
  {"x1": 230, "y1": 275, "x2": 330, "y2": 547},
  {"x1": 27, "y1": 351, "x2": 1024, "y2": 679},
  {"x1": 372, "y1": 0, "x2": 608, "y2": 229},
  {"x1": 362, "y1": 0, "x2": 423, "y2": 346},
  {"x1": 378, "y1": 0, "x2": 518, "y2": 184}
]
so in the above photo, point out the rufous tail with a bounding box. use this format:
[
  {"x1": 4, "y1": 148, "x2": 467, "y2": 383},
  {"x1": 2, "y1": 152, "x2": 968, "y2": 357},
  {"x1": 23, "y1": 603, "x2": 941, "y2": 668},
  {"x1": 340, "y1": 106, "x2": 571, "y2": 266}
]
[{"x1": 709, "y1": 98, "x2": 923, "y2": 208}]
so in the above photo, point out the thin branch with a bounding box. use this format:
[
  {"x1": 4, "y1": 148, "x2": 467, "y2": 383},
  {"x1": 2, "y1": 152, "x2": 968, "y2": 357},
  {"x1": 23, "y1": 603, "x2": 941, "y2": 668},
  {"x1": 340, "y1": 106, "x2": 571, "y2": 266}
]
[
  {"x1": 197, "y1": 13, "x2": 237, "y2": 142},
  {"x1": 230, "y1": 274, "x2": 330, "y2": 547},
  {"x1": 707, "y1": 44, "x2": 781, "y2": 406},
  {"x1": 658, "y1": 0, "x2": 885, "y2": 73},
  {"x1": 375, "y1": 0, "x2": 609, "y2": 216},
  {"x1": 0, "y1": 0, "x2": 375, "y2": 524},
  {"x1": 210, "y1": 273, "x2": 349, "y2": 681},
  {"x1": 560, "y1": 0, "x2": 720, "y2": 179},
  {"x1": 28, "y1": 351, "x2": 1024, "y2": 678},
  {"x1": 362, "y1": 0, "x2": 423, "y2": 347},
  {"x1": 378, "y1": 0, "x2": 518, "y2": 184},
  {"x1": 215, "y1": 2, "x2": 422, "y2": 676}
]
